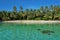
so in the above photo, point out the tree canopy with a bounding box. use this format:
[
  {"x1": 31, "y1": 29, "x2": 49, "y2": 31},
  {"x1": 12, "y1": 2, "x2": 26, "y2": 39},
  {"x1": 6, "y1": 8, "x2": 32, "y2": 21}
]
[{"x1": 0, "y1": 5, "x2": 60, "y2": 21}]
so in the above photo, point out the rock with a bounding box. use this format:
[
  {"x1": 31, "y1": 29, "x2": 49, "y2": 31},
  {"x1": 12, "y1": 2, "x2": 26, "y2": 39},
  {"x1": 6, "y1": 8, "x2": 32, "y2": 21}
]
[
  {"x1": 42, "y1": 30, "x2": 55, "y2": 34},
  {"x1": 37, "y1": 29, "x2": 41, "y2": 30}
]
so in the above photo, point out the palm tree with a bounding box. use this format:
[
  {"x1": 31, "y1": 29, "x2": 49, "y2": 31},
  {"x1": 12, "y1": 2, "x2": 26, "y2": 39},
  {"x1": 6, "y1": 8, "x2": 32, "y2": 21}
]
[
  {"x1": 25, "y1": 9, "x2": 29, "y2": 20},
  {"x1": 1, "y1": 11, "x2": 10, "y2": 20},
  {"x1": 0, "y1": 11, "x2": 3, "y2": 21},
  {"x1": 20, "y1": 6, "x2": 23, "y2": 13},
  {"x1": 50, "y1": 5, "x2": 55, "y2": 20},
  {"x1": 13, "y1": 6, "x2": 17, "y2": 13},
  {"x1": 40, "y1": 6, "x2": 45, "y2": 20},
  {"x1": 44, "y1": 6, "x2": 50, "y2": 20}
]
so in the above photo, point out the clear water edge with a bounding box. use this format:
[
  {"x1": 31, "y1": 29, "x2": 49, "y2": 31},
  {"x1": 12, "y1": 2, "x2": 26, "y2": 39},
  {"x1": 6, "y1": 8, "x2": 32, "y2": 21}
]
[{"x1": 0, "y1": 23, "x2": 60, "y2": 40}]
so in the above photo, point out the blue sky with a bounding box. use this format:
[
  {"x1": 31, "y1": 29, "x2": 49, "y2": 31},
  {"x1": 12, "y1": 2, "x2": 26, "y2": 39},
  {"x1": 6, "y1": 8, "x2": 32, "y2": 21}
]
[{"x1": 0, "y1": 0, "x2": 60, "y2": 11}]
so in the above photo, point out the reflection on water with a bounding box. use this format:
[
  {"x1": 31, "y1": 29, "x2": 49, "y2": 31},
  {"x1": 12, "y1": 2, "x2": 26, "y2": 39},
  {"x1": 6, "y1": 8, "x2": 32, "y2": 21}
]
[{"x1": 0, "y1": 23, "x2": 60, "y2": 40}]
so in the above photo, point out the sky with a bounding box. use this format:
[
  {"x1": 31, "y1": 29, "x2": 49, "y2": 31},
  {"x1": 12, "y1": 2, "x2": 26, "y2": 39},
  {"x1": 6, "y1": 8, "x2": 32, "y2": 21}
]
[{"x1": 0, "y1": 0, "x2": 60, "y2": 11}]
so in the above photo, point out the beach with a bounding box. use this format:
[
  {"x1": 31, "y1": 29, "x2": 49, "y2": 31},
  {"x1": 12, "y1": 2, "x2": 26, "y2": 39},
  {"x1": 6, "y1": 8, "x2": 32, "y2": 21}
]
[{"x1": 3, "y1": 20, "x2": 60, "y2": 24}]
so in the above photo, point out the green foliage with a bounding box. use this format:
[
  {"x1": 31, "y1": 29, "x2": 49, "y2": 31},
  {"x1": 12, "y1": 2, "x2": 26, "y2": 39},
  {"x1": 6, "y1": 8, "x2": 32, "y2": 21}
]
[
  {"x1": 0, "y1": 5, "x2": 60, "y2": 21},
  {"x1": 35, "y1": 18, "x2": 41, "y2": 20}
]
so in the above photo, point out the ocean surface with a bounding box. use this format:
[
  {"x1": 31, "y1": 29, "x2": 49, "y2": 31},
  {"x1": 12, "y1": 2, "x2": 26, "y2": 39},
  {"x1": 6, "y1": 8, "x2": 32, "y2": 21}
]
[{"x1": 0, "y1": 23, "x2": 60, "y2": 40}]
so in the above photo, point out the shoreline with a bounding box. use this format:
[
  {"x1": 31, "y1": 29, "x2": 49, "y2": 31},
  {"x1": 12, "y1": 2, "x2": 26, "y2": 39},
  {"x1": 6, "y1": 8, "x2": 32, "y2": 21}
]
[{"x1": 2, "y1": 20, "x2": 60, "y2": 24}]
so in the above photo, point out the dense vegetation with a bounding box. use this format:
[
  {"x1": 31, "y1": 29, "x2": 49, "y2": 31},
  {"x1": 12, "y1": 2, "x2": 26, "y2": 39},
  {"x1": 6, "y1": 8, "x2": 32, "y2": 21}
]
[{"x1": 0, "y1": 5, "x2": 60, "y2": 21}]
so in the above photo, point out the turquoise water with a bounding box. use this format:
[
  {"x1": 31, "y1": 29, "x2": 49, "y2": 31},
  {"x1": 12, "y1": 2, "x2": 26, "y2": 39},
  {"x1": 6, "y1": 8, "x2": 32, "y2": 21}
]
[{"x1": 0, "y1": 23, "x2": 60, "y2": 40}]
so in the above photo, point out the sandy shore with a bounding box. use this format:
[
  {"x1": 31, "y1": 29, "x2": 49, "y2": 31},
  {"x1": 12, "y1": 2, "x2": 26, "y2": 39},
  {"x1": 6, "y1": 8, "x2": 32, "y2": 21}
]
[{"x1": 3, "y1": 20, "x2": 60, "y2": 24}]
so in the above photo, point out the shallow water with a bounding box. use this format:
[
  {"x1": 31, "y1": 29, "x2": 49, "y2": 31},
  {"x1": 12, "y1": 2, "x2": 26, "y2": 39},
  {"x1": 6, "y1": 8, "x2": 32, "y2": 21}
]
[{"x1": 0, "y1": 23, "x2": 60, "y2": 40}]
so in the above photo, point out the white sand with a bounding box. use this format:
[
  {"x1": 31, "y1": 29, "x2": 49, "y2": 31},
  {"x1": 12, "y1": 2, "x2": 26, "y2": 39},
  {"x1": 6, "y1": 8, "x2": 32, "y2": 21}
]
[{"x1": 3, "y1": 20, "x2": 60, "y2": 24}]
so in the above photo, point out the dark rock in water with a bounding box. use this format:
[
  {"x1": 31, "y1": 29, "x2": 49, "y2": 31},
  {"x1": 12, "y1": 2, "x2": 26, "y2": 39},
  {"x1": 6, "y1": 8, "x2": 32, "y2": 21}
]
[
  {"x1": 42, "y1": 30, "x2": 55, "y2": 34},
  {"x1": 48, "y1": 33, "x2": 51, "y2": 35},
  {"x1": 37, "y1": 29, "x2": 41, "y2": 30},
  {"x1": 50, "y1": 31, "x2": 55, "y2": 33}
]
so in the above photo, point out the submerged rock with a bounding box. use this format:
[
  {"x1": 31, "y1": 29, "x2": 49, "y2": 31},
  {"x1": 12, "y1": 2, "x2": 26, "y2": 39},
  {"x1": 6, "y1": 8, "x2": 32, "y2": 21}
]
[
  {"x1": 37, "y1": 29, "x2": 41, "y2": 30},
  {"x1": 42, "y1": 30, "x2": 55, "y2": 34}
]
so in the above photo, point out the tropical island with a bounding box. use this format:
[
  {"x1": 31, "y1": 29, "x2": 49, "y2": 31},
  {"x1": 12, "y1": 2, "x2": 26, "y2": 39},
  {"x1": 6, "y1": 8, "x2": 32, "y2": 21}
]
[{"x1": 0, "y1": 5, "x2": 60, "y2": 21}]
